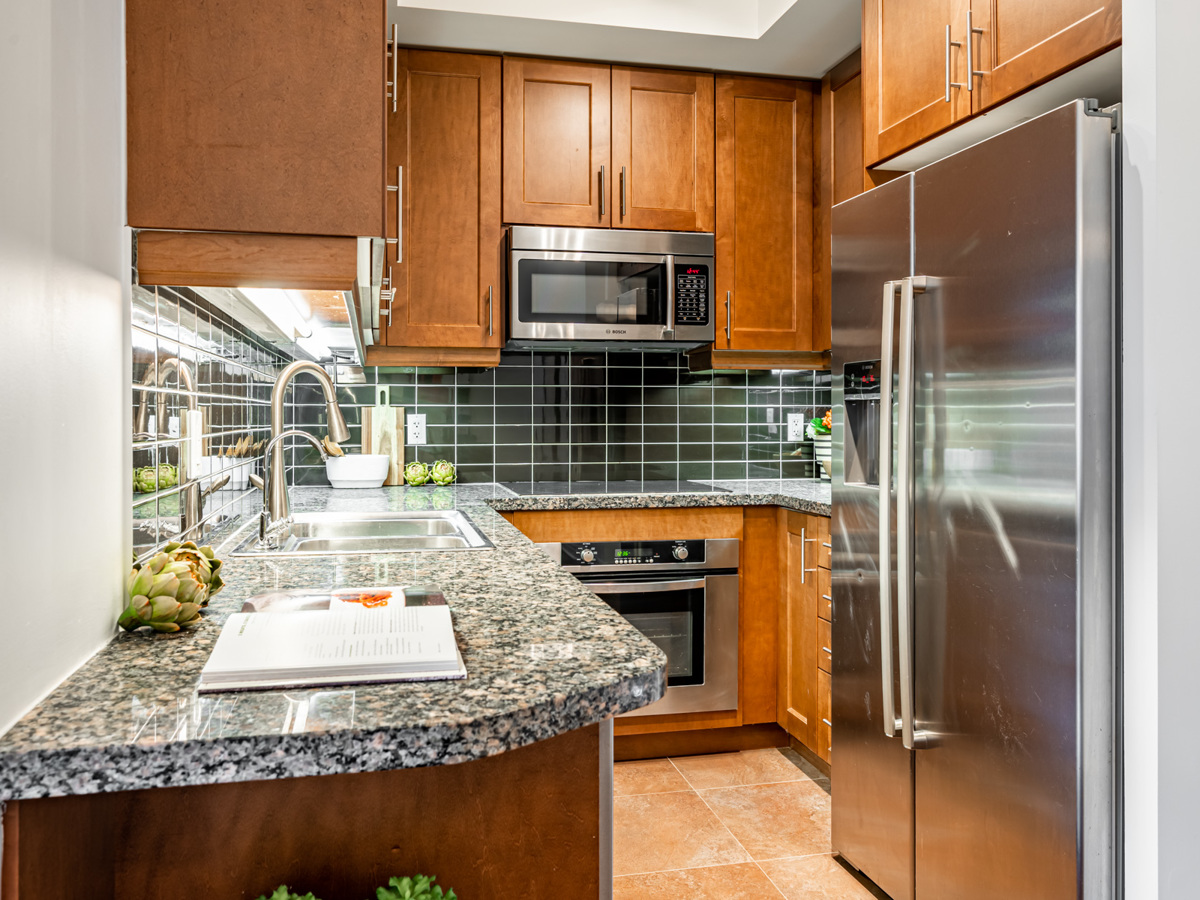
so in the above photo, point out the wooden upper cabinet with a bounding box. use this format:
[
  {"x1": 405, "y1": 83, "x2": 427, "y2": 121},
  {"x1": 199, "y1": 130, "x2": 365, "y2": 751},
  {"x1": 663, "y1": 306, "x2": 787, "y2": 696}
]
[
  {"x1": 715, "y1": 76, "x2": 815, "y2": 353},
  {"x1": 384, "y1": 50, "x2": 503, "y2": 355},
  {"x1": 611, "y1": 68, "x2": 715, "y2": 232},
  {"x1": 972, "y1": 0, "x2": 1121, "y2": 109},
  {"x1": 126, "y1": 0, "x2": 385, "y2": 237},
  {"x1": 503, "y1": 58, "x2": 611, "y2": 227},
  {"x1": 864, "y1": 0, "x2": 971, "y2": 165}
]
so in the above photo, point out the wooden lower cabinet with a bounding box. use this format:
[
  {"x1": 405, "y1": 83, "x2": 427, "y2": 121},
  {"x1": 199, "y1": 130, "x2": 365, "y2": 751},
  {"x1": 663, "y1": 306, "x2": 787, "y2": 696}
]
[
  {"x1": 816, "y1": 668, "x2": 832, "y2": 763},
  {"x1": 376, "y1": 49, "x2": 504, "y2": 367},
  {"x1": 779, "y1": 510, "x2": 832, "y2": 763}
]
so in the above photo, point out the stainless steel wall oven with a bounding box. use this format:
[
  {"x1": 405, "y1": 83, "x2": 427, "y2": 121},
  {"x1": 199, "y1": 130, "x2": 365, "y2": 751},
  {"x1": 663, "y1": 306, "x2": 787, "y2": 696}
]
[{"x1": 537, "y1": 538, "x2": 738, "y2": 717}]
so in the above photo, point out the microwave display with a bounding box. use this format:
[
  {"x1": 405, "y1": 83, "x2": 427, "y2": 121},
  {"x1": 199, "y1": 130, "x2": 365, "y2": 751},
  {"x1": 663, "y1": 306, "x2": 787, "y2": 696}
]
[{"x1": 518, "y1": 259, "x2": 665, "y2": 325}]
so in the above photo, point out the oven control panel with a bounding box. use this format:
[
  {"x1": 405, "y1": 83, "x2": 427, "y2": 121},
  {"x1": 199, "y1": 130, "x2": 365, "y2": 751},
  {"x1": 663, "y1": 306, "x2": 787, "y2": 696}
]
[
  {"x1": 560, "y1": 539, "x2": 705, "y2": 567},
  {"x1": 673, "y1": 265, "x2": 710, "y2": 325}
]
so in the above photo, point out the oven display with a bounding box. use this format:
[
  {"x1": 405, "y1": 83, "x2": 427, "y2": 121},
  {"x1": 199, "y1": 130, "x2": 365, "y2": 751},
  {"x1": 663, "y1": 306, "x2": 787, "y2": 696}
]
[{"x1": 562, "y1": 540, "x2": 704, "y2": 566}]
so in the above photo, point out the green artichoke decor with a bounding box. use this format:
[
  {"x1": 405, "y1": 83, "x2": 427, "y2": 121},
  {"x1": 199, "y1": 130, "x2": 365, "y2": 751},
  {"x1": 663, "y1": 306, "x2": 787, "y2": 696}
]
[
  {"x1": 118, "y1": 541, "x2": 225, "y2": 634},
  {"x1": 430, "y1": 460, "x2": 456, "y2": 485},
  {"x1": 404, "y1": 460, "x2": 430, "y2": 485},
  {"x1": 134, "y1": 463, "x2": 179, "y2": 493}
]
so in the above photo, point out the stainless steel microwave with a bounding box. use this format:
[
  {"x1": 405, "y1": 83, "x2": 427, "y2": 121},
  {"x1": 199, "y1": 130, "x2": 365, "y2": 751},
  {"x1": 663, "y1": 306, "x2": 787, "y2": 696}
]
[{"x1": 508, "y1": 226, "x2": 715, "y2": 348}]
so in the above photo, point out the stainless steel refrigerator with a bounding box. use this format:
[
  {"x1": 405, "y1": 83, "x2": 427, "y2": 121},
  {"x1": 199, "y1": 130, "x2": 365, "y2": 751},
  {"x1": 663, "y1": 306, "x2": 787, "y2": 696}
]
[{"x1": 830, "y1": 99, "x2": 1117, "y2": 900}]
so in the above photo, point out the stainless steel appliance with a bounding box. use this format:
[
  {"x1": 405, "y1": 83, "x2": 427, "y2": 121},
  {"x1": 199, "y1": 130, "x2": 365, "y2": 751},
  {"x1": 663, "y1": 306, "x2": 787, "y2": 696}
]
[
  {"x1": 508, "y1": 226, "x2": 714, "y2": 348},
  {"x1": 831, "y1": 100, "x2": 1117, "y2": 900},
  {"x1": 537, "y1": 538, "x2": 738, "y2": 716}
]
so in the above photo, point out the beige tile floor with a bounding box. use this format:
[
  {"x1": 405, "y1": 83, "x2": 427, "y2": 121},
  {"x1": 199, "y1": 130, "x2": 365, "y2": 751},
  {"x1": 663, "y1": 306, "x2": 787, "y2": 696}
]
[{"x1": 613, "y1": 748, "x2": 885, "y2": 899}]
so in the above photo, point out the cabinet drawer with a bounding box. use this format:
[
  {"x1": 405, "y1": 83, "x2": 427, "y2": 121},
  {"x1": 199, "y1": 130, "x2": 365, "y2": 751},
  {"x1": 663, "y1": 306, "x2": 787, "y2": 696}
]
[
  {"x1": 816, "y1": 668, "x2": 831, "y2": 763},
  {"x1": 817, "y1": 617, "x2": 832, "y2": 673},
  {"x1": 818, "y1": 567, "x2": 832, "y2": 621},
  {"x1": 816, "y1": 532, "x2": 832, "y2": 570}
]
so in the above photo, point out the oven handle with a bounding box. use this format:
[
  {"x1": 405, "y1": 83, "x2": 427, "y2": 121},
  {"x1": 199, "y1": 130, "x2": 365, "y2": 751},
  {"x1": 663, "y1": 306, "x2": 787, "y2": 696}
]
[{"x1": 581, "y1": 578, "x2": 708, "y2": 593}]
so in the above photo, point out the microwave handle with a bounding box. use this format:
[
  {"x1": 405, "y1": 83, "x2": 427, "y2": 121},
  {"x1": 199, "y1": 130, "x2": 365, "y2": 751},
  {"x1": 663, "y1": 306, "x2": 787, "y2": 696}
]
[
  {"x1": 665, "y1": 255, "x2": 676, "y2": 338},
  {"x1": 584, "y1": 577, "x2": 708, "y2": 594}
]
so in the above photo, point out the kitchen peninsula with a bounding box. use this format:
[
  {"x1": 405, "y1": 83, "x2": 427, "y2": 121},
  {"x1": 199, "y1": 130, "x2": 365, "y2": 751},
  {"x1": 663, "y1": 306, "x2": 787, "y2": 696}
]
[{"x1": 0, "y1": 480, "x2": 829, "y2": 898}]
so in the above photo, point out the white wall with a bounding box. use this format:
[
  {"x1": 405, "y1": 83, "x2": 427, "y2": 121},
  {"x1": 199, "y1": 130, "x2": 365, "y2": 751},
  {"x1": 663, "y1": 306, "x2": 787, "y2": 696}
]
[
  {"x1": 0, "y1": 0, "x2": 128, "y2": 733},
  {"x1": 1123, "y1": 0, "x2": 1200, "y2": 896}
]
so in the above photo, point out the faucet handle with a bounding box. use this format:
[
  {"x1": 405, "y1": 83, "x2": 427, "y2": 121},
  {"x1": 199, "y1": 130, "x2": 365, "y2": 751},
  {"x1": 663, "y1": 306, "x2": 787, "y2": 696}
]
[{"x1": 249, "y1": 473, "x2": 265, "y2": 492}]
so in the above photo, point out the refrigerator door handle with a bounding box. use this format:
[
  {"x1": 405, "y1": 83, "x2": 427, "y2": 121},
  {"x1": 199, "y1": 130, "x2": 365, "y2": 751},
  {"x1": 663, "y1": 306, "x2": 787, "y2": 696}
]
[
  {"x1": 898, "y1": 275, "x2": 931, "y2": 751},
  {"x1": 878, "y1": 279, "x2": 903, "y2": 739}
]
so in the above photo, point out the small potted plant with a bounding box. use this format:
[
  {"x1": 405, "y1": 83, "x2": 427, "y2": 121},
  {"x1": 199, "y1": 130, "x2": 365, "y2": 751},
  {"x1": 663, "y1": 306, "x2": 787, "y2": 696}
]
[{"x1": 807, "y1": 410, "x2": 832, "y2": 480}]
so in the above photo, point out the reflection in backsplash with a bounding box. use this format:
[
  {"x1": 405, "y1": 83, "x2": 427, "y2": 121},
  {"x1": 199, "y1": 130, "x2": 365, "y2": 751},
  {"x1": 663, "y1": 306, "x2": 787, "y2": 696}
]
[{"x1": 131, "y1": 285, "x2": 289, "y2": 556}]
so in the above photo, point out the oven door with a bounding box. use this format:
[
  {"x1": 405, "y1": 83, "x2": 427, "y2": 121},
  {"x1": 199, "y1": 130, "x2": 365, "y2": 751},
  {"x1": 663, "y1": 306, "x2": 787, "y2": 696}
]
[
  {"x1": 577, "y1": 572, "x2": 738, "y2": 717},
  {"x1": 510, "y1": 251, "x2": 674, "y2": 342}
]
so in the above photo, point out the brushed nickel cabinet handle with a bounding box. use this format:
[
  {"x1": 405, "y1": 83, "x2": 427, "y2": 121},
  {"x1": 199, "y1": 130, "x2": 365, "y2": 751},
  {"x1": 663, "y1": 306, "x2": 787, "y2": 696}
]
[
  {"x1": 396, "y1": 165, "x2": 402, "y2": 263},
  {"x1": 599, "y1": 165, "x2": 606, "y2": 217},
  {"x1": 945, "y1": 25, "x2": 964, "y2": 102},
  {"x1": 966, "y1": 11, "x2": 985, "y2": 90},
  {"x1": 487, "y1": 285, "x2": 494, "y2": 338},
  {"x1": 725, "y1": 291, "x2": 732, "y2": 342},
  {"x1": 620, "y1": 166, "x2": 627, "y2": 218},
  {"x1": 388, "y1": 24, "x2": 398, "y2": 113}
]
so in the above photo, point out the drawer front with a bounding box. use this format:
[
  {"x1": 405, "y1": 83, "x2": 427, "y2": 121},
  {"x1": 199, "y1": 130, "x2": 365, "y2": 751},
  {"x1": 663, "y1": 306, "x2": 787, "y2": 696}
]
[
  {"x1": 817, "y1": 616, "x2": 832, "y2": 673},
  {"x1": 818, "y1": 567, "x2": 832, "y2": 621},
  {"x1": 816, "y1": 531, "x2": 832, "y2": 570},
  {"x1": 816, "y1": 667, "x2": 831, "y2": 763}
]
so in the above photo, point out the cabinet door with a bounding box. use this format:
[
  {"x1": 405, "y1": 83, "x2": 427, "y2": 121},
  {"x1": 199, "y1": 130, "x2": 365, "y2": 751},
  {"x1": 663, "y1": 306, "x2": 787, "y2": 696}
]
[
  {"x1": 127, "y1": 0, "x2": 384, "y2": 237},
  {"x1": 503, "y1": 58, "x2": 611, "y2": 227},
  {"x1": 863, "y1": 0, "x2": 971, "y2": 165},
  {"x1": 385, "y1": 50, "x2": 503, "y2": 350},
  {"x1": 715, "y1": 77, "x2": 815, "y2": 353},
  {"x1": 780, "y1": 513, "x2": 823, "y2": 746},
  {"x1": 971, "y1": 0, "x2": 1121, "y2": 110},
  {"x1": 611, "y1": 68, "x2": 714, "y2": 232}
]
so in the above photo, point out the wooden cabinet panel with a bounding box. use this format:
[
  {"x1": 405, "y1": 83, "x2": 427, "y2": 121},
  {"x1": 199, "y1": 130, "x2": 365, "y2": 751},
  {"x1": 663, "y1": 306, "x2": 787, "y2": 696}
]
[
  {"x1": 864, "y1": 0, "x2": 971, "y2": 165},
  {"x1": 741, "y1": 508, "x2": 781, "y2": 726},
  {"x1": 817, "y1": 617, "x2": 832, "y2": 673},
  {"x1": 612, "y1": 68, "x2": 715, "y2": 232},
  {"x1": 385, "y1": 50, "x2": 503, "y2": 352},
  {"x1": 818, "y1": 567, "x2": 832, "y2": 621},
  {"x1": 972, "y1": 0, "x2": 1121, "y2": 110},
  {"x1": 127, "y1": 0, "x2": 385, "y2": 237},
  {"x1": 781, "y1": 526, "x2": 817, "y2": 745},
  {"x1": 715, "y1": 76, "x2": 816, "y2": 353},
  {"x1": 816, "y1": 668, "x2": 832, "y2": 763},
  {"x1": 503, "y1": 58, "x2": 611, "y2": 227}
]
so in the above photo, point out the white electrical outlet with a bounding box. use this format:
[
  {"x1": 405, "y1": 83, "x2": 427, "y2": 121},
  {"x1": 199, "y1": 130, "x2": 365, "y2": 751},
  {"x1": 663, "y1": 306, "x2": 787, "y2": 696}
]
[
  {"x1": 787, "y1": 413, "x2": 806, "y2": 441},
  {"x1": 407, "y1": 413, "x2": 427, "y2": 445}
]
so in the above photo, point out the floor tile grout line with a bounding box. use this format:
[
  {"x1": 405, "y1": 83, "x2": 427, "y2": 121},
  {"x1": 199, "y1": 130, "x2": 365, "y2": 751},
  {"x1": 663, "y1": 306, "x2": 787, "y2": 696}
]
[
  {"x1": 689, "y1": 776, "x2": 758, "y2": 866},
  {"x1": 754, "y1": 860, "x2": 792, "y2": 899}
]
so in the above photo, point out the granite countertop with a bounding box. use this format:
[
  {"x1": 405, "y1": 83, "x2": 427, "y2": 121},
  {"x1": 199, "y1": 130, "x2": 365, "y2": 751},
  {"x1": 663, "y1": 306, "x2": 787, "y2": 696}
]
[
  {"x1": 483, "y1": 478, "x2": 831, "y2": 517},
  {"x1": 0, "y1": 485, "x2": 667, "y2": 801},
  {"x1": 0, "y1": 478, "x2": 829, "y2": 802}
]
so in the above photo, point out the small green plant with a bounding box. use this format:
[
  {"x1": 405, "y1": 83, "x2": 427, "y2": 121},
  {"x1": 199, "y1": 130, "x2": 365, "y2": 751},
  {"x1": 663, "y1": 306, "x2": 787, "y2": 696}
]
[
  {"x1": 256, "y1": 889, "x2": 321, "y2": 900},
  {"x1": 252, "y1": 875, "x2": 455, "y2": 900},
  {"x1": 376, "y1": 875, "x2": 456, "y2": 900}
]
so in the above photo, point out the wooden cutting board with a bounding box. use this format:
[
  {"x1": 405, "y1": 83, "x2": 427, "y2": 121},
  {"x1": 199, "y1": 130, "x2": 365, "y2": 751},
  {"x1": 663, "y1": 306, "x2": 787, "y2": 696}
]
[{"x1": 362, "y1": 404, "x2": 406, "y2": 486}]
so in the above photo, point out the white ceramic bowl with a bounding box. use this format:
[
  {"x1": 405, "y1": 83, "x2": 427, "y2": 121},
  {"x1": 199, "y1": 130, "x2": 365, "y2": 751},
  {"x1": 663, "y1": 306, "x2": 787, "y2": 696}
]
[{"x1": 326, "y1": 454, "x2": 390, "y2": 489}]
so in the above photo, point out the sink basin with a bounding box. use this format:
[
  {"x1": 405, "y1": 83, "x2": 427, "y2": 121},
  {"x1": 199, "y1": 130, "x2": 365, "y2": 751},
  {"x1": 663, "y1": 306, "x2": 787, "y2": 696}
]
[{"x1": 230, "y1": 510, "x2": 494, "y2": 557}]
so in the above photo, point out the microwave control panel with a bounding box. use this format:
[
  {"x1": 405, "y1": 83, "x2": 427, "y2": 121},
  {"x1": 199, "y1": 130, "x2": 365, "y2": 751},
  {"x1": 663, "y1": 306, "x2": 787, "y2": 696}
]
[{"x1": 674, "y1": 265, "x2": 710, "y2": 325}]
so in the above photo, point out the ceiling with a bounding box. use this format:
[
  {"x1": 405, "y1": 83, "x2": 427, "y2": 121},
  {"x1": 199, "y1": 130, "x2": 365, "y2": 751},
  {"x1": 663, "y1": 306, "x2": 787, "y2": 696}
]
[{"x1": 391, "y1": 0, "x2": 861, "y2": 79}]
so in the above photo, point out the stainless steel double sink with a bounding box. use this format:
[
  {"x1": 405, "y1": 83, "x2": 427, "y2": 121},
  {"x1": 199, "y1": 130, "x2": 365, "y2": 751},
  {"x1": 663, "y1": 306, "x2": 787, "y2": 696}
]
[{"x1": 230, "y1": 510, "x2": 494, "y2": 557}]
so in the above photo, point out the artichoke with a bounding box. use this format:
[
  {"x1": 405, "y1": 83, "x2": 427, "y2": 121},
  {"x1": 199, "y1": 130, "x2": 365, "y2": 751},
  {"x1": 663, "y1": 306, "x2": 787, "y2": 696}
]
[
  {"x1": 157, "y1": 463, "x2": 179, "y2": 488},
  {"x1": 161, "y1": 540, "x2": 225, "y2": 605},
  {"x1": 405, "y1": 460, "x2": 430, "y2": 486},
  {"x1": 118, "y1": 552, "x2": 205, "y2": 633},
  {"x1": 430, "y1": 460, "x2": 456, "y2": 485},
  {"x1": 133, "y1": 466, "x2": 159, "y2": 493},
  {"x1": 430, "y1": 487, "x2": 454, "y2": 510}
]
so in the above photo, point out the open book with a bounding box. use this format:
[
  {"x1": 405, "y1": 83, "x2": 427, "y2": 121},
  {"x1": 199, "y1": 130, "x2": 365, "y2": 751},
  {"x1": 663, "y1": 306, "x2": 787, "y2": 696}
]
[{"x1": 198, "y1": 596, "x2": 466, "y2": 693}]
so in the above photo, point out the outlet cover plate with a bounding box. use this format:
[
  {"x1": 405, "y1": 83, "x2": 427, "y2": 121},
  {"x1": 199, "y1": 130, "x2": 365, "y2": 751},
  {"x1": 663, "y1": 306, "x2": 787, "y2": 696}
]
[
  {"x1": 407, "y1": 413, "x2": 427, "y2": 445},
  {"x1": 787, "y1": 413, "x2": 806, "y2": 441}
]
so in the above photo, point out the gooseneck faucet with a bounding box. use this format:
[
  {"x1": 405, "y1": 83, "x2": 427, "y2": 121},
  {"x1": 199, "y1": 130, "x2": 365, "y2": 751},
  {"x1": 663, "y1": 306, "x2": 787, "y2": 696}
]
[
  {"x1": 266, "y1": 361, "x2": 350, "y2": 525},
  {"x1": 258, "y1": 430, "x2": 329, "y2": 544}
]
